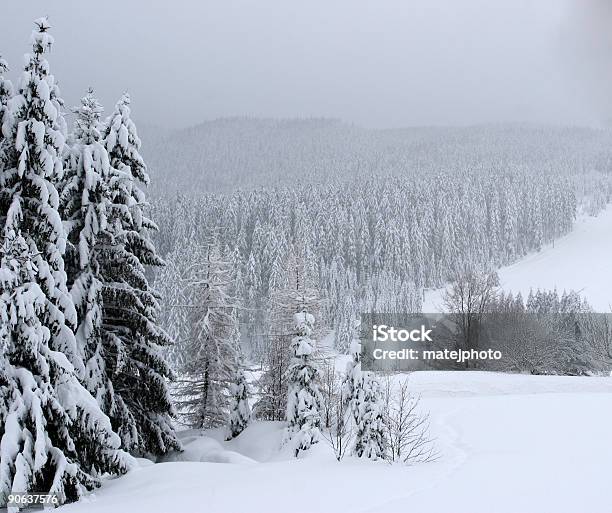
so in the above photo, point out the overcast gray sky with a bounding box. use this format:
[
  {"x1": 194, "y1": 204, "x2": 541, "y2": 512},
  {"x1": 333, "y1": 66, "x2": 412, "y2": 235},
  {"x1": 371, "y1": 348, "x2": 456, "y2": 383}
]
[{"x1": 1, "y1": 0, "x2": 610, "y2": 129}]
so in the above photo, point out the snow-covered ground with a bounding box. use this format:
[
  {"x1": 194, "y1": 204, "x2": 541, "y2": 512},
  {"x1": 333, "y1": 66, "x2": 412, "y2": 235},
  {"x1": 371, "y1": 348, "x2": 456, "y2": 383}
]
[
  {"x1": 60, "y1": 371, "x2": 612, "y2": 513},
  {"x1": 424, "y1": 206, "x2": 612, "y2": 313}
]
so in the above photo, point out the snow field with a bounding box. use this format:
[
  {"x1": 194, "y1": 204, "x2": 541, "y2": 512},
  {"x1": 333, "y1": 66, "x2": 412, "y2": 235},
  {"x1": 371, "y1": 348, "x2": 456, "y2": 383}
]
[{"x1": 59, "y1": 371, "x2": 612, "y2": 513}]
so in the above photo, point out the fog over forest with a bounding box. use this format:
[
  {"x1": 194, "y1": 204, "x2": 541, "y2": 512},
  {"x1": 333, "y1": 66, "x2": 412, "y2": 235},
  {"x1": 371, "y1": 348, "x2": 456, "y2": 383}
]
[{"x1": 3, "y1": 0, "x2": 612, "y2": 129}]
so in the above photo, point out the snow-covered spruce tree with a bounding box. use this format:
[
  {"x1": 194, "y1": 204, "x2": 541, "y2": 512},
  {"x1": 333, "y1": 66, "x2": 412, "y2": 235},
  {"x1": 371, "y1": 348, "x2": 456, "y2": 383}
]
[
  {"x1": 0, "y1": 56, "x2": 13, "y2": 250},
  {"x1": 176, "y1": 246, "x2": 240, "y2": 429},
  {"x1": 0, "y1": 20, "x2": 132, "y2": 507},
  {"x1": 61, "y1": 90, "x2": 113, "y2": 411},
  {"x1": 227, "y1": 363, "x2": 252, "y2": 439},
  {"x1": 0, "y1": 232, "x2": 132, "y2": 506},
  {"x1": 334, "y1": 296, "x2": 356, "y2": 353},
  {"x1": 0, "y1": 55, "x2": 13, "y2": 182},
  {"x1": 155, "y1": 223, "x2": 204, "y2": 371},
  {"x1": 285, "y1": 311, "x2": 323, "y2": 457},
  {"x1": 341, "y1": 339, "x2": 360, "y2": 415},
  {"x1": 343, "y1": 340, "x2": 385, "y2": 460},
  {"x1": 100, "y1": 93, "x2": 179, "y2": 455}
]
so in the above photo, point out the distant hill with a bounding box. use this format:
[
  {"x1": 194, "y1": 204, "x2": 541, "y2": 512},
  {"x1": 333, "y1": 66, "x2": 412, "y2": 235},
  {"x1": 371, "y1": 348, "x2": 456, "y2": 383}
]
[{"x1": 140, "y1": 118, "x2": 612, "y2": 197}]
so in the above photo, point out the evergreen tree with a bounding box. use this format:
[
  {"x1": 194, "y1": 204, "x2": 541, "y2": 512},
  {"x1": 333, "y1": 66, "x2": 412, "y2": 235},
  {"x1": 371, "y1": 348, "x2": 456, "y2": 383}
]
[
  {"x1": 343, "y1": 340, "x2": 385, "y2": 460},
  {"x1": 0, "y1": 55, "x2": 13, "y2": 204},
  {"x1": 155, "y1": 246, "x2": 190, "y2": 369},
  {"x1": 0, "y1": 232, "x2": 132, "y2": 506},
  {"x1": 62, "y1": 89, "x2": 113, "y2": 410},
  {"x1": 227, "y1": 364, "x2": 251, "y2": 439},
  {"x1": 0, "y1": 19, "x2": 132, "y2": 506},
  {"x1": 285, "y1": 311, "x2": 322, "y2": 457},
  {"x1": 334, "y1": 296, "x2": 356, "y2": 353},
  {"x1": 100, "y1": 93, "x2": 179, "y2": 455},
  {"x1": 243, "y1": 251, "x2": 263, "y2": 358},
  {"x1": 0, "y1": 55, "x2": 11, "y2": 118}
]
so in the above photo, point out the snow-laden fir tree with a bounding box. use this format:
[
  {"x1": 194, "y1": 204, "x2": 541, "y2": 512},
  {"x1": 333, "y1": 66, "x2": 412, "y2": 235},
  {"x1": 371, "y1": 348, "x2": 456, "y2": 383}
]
[
  {"x1": 0, "y1": 56, "x2": 13, "y2": 239},
  {"x1": 334, "y1": 296, "x2": 356, "y2": 353},
  {"x1": 0, "y1": 56, "x2": 10, "y2": 112},
  {"x1": 61, "y1": 89, "x2": 113, "y2": 411},
  {"x1": 100, "y1": 93, "x2": 179, "y2": 455},
  {"x1": 0, "y1": 55, "x2": 13, "y2": 186},
  {"x1": 343, "y1": 339, "x2": 385, "y2": 460},
  {"x1": 155, "y1": 223, "x2": 203, "y2": 371},
  {"x1": 0, "y1": 19, "x2": 132, "y2": 507},
  {"x1": 0, "y1": 232, "x2": 133, "y2": 506},
  {"x1": 285, "y1": 310, "x2": 323, "y2": 457},
  {"x1": 227, "y1": 363, "x2": 252, "y2": 439},
  {"x1": 176, "y1": 246, "x2": 240, "y2": 429},
  {"x1": 243, "y1": 251, "x2": 263, "y2": 357},
  {"x1": 341, "y1": 337, "x2": 360, "y2": 413}
]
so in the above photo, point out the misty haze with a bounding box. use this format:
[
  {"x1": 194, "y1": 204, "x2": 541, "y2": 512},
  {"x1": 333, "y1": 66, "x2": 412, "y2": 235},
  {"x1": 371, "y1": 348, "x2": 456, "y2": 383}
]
[{"x1": 3, "y1": 0, "x2": 612, "y2": 128}]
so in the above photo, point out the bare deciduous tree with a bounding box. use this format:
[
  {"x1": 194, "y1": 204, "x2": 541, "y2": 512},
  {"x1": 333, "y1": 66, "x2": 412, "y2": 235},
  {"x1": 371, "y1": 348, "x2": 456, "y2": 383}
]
[
  {"x1": 580, "y1": 312, "x2": 612, "y2": 370},
  {"x1": 320, "y1": 365, "x2": 355, "y2": 461},
  {"x1": 382, "y1": 377, "x2": 437, "y2": 464},
  {"x1": 320, "y1": 361, "x2": 339, "y2": 430},
  {"x1": 443, "y1": 266, "x2": 499, "y2": 367},
  {"x1": 489, "y1": 314, "x2": 567, "y2": 374}
]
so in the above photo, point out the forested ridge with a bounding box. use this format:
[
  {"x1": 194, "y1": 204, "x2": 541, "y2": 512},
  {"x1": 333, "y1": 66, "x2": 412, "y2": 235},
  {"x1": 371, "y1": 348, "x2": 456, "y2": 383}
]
[{"x1": 149, "y1": 118, "x2": 612, "y2": 358}]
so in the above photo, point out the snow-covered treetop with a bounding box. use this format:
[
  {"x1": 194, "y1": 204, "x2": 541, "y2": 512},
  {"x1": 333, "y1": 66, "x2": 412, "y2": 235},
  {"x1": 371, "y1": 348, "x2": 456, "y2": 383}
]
[
  {"x1": 34, "y1": 17, "x2": 51, "y2": 31},
  {"x1": 0, "y1": 54, "x2": 12, "y2": 119},
  {"x1": 293, "y1": 311, "x2": 315, "y2": 333},
  {"x1": 105, "y1": 93, "x2": 149, "y2": 185},
  {"x1": 2, "y1": 15, "x2": 73, "y2": 325},
  {"x1": 73, "y1": 88, "x2": 103, "y2": 144},
  {"x1": 32, "y1": 17, "x2": 54, "y2": 56},
  {"x1": 292, "y1": 311, "x2": 316, "y2": 357},
  {"x1": 6, "y1": 24, "x2": 64, "y2": 184}
]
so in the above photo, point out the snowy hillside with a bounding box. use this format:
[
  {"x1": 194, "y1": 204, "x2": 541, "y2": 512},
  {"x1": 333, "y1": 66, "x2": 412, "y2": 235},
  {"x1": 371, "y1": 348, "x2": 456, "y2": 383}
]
[
  {"x1": 59, "y1": 371, "x2": 612, "y2": 513},
  {"x1": 424, "y1": 205, "x2": 612, "y2": 312}
]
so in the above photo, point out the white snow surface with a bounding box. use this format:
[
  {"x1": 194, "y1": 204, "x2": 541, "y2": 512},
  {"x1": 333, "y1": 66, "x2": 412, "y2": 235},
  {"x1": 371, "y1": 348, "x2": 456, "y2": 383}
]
[
  {"x1": 59, "y1": 371, "x2": 612, "y2": 513},
  {"x1": 424, "y1": 205, "x2": 612, "y2": 313}
]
